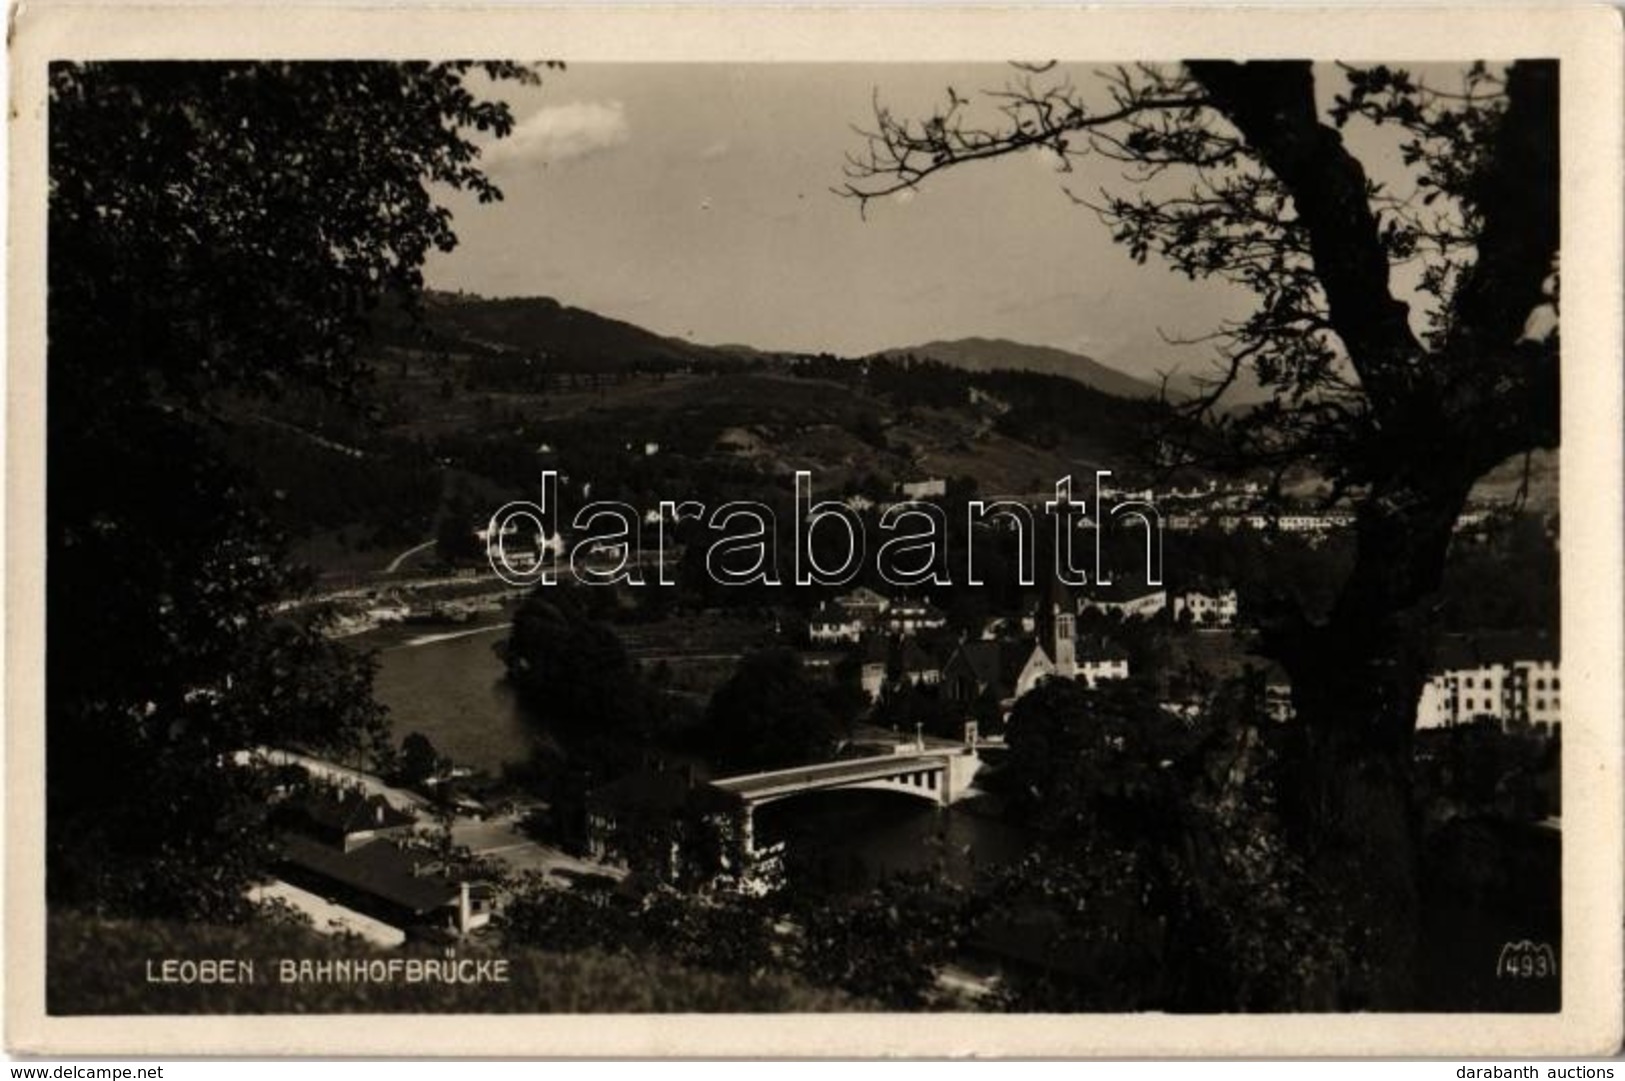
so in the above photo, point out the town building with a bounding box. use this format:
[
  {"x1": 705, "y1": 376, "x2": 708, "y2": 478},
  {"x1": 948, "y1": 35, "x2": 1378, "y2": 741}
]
[
  {"x1": 1078, "y1": 587, "x2": 1167, "y2": 621},
  {"x1": 882, "y1": 598, "x2": 948, "y2": 636},
  {"x1": 860, "y1": 636, "x2": 890, "y2": 702},
  {"x1": 977, "y1": 613, "x2": 1036, "y2": 640},
  {"x1": 943, "y1": 589, "x2": 1127, "y2": 712},
  {"x1": 1217, "y1": 514, "x2": 1272, "y2": 533},
  {"x1": 942, "y1": 639, "x2": 1043, "y2": 706},
  {"x1": 271, "y1": 787, "x2": 492, "y2": 941},
  {"x1": 1173, "y1": 588, "x2": 1239, "y2": 628},
  {"x1": 1155, "y1": 632, "x2": 1294, "y2": 723},
  {"x1": 834, "y1": 585, "x2": 891, "y2": 621},
  {"x1": 897, "y1": 639, "x2": 943, "y2": 687},
  {"x1": 898, "y1": 477, "x2": 948, "y2": 500},
  {"x1": 1415, "y1": 633, "x2": 1561, "y2": 735},
  {"x1": 281, "y1": 786, "x2": 416, "y2": 852},
  {"x1": 1075, "y1": 639, "x2": 1131, "y2": 688},
  {"x1": 796, "y1": 650, "x2": 847, "y2": 681},
  {"x1": 1276, "y1": 512, "x2": 1356, "y2": 533},
  {"x1": 808, "y1": 602, "x2": 865, "y2": 645},
  {"x1": 1263, "y1": 683, "x2": 1296, "y2": 723}
]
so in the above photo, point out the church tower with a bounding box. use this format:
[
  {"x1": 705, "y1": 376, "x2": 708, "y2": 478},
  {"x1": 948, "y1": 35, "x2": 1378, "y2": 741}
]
[
  {"x1": 1049, "y1": 605, "x2": 1076, "y2": 679},
  {"x1": 1039, "y1": 575, "x2": 1076, "y2": 679}
]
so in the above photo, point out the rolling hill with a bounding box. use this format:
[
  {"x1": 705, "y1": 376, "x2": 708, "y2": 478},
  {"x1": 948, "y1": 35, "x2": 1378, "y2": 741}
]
[
  {"x1": 874, "y1": 337, "x2": 1165, "y2": 401},
  {"x1": 383, "y1": 292, "x2": 751, "y2": 373}
]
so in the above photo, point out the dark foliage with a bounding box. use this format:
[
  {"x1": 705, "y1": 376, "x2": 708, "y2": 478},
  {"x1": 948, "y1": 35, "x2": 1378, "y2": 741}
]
[
  {"x1": 702, "y1": 649, "x2": 849, "y2": 773},
  {"x1": 842, "y1": 60, "x2": 1559, "y2": 1006},
  {"x1": 501, "y1": 590, "x2": 668, "y2": 754},
  {"x1": 982, "y1": 676, "x2": 1352, "y2": 1010},
  {"x1": 47, "y1": 61, "x2": 541, "y2": 917},
  {"x1": 397, "y1": 732, "x2": 449, "y2": 789}
]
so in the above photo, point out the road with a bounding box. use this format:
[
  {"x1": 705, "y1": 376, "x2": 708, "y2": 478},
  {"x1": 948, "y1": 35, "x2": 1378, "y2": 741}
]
[
  {"x1": 240, "y1": 747, "x2": 432, "y2": 813},
  {"x1": 243, "y1": 751, "x2": 630, "y2": 890},
  {"x1": 244, "y1": 748, "x2": 626, "y2": 885},
  {"x1": 450, "y1": 812, "x2": 626, "y2": 882},
  {"x1": 384, "y1": 539, "x2": 437, "y2": 574}
]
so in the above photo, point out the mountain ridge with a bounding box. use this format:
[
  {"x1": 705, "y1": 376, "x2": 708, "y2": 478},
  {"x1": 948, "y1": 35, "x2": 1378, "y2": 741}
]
[
  {"x1": 872, "y1": 336, "x2": 1165, "y2": 401},
  {"x1": 399, "y1": 291, "x2": 741, "y2": 373},
  {"x1": 399, "y1": 292, "x2": 1175, "y2": 404}
]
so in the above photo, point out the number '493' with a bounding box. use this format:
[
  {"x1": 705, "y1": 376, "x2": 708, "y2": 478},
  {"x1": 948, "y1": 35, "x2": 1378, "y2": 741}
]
[{"x1": 1496, "y1": 940, "x2": 1557, "y2": 978}]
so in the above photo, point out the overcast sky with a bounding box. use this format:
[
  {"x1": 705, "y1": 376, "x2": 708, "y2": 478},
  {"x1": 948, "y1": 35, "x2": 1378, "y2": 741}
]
[{"x1": 425, "y1": 63, "x2": 1448, "y2": 383}]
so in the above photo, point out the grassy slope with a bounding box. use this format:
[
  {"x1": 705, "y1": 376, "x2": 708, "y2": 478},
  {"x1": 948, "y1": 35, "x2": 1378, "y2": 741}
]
[
  {"x1": 370, "y1": 363, "x2": 1130, "y2": 498},
  {"x1": 47, "y1": 911, "x2": 863, "y2": 1014}
]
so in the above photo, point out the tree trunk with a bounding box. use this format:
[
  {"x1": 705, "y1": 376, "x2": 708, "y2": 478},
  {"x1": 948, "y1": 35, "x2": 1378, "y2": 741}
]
[
  {"x1": 1283, "y1": 627, "x2": 1427, "y2": 1007},
  {"x1": 1273, "y1": 481, "x2": 1470, "y2": 1008}
]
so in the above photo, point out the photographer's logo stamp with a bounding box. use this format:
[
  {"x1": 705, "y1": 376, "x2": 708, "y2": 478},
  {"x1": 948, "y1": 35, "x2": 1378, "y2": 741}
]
[{"x1": 1496, "y1": 940, "x2": 1557, "y2": 979}]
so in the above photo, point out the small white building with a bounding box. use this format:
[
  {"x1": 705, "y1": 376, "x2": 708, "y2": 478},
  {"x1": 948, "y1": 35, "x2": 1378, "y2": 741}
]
[
  {"x1": 1076, "y1": 640, "x2": 1131, "y2": 688},
  {"x1": 1173, "y1": 589, "x2": 1239, "y2": 628},
  {"x1": 898, "y1": 478, "x2": 947, "y2": 500}
]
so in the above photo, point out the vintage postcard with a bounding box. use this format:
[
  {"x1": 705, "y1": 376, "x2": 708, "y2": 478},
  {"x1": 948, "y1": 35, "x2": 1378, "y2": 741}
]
[{"x1": 6, "y1": 1, "x2": 1623, "y2": 1059}]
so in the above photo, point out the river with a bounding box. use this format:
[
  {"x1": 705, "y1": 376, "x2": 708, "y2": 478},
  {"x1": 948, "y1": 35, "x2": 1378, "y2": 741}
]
[
  {"x1": 367, "y1": 619, "x2": 1028, "y2": 889},
  {"x1": 366, "y1": 617, "x2": 537, "y2": 775},
  {"x1": 755, "y1": 789, "x2": 1028, "y2": 892}
]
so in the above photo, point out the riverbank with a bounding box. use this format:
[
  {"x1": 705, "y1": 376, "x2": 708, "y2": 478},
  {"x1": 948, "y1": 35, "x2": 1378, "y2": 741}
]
[{"x1": 365, "y1": 615, "x2": 537, "y2": 774}]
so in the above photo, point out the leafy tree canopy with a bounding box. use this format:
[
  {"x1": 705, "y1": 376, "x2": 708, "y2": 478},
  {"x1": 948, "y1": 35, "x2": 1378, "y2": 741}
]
[
  {"x1": 841, "y1": 60, "x2": 1558, "y2": 1007},
  {"x1": 703, "y1": 649, "x2": 848, "y2": 773},
  {"x1": 47, "y1": 61, "x2": 545, "y2": 918}
]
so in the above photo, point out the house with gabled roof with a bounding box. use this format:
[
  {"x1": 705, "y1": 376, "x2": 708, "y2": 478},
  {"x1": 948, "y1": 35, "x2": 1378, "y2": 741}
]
[
  {"x1": 808, "y1": 602, "x2": 865, "y2": 645},
  {"x1": 276, "y1": 785, "x2": 417, "y2": 853},
  {"x1": 942, "y1": 639, "x2": 1038, "y2": 705},
  {"x1": 1076, "y1": 637, "x2": 1131, "y2": 688},
  {"x1": 271, "y1": 786, "x2": 492, "y2": 939},
  {"x1": 834, "y1": 585, "x2": 891, "y2": 621},
  {"x1": 897, "y1": 639, "x2": 942, "y2": 687}
]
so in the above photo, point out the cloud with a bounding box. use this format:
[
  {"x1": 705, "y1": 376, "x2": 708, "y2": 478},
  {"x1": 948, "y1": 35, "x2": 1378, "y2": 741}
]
[
  {"x1": 697, "y1": 139, "x2": 731, "y2": 162},
  {"x1": 481, "y1": 100, "x2": 630, "y2": 168}
]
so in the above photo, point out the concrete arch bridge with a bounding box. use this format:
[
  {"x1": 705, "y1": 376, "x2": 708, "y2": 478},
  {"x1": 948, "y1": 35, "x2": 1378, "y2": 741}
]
[{"x1": 708, "y1": 749, "x2": 982, "y2": 857}]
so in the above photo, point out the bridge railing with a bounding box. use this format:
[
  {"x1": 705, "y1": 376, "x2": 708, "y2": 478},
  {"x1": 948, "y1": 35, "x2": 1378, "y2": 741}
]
[{"x1": 710, "y1": 752, "x2": 953, "y2": 794}]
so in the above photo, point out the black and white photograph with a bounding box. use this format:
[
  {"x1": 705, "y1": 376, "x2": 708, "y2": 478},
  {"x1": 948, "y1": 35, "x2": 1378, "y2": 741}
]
[{"x1": 7, "y1": 2, "x2": 1622, "y2": 1060}]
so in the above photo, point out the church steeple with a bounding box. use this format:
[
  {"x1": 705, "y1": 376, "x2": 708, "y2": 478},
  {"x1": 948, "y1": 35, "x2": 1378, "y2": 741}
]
[
  {"x1": 1039, "y1": 572, "x2": 1076, "y2": 678},
  {"x1": 1050, "y1": 605, "x2": 1076, "y2": 678}
]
